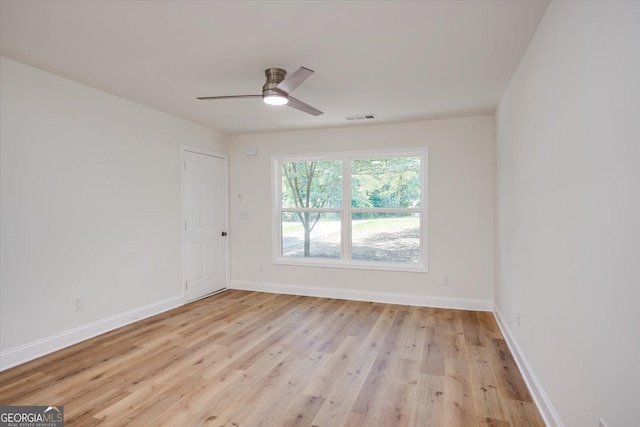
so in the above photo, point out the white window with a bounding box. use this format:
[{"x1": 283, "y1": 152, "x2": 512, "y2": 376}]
[{"x1": 273, "y1": 149, "x2": 427, "y2": 271}]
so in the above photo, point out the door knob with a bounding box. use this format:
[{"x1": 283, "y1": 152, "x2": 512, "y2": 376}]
[{"x1": 221, "y1": 231, "x2": 228, "y2": 236}]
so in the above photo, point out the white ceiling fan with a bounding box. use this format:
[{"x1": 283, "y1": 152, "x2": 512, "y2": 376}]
[{"x1": 197, "y1": 66, "x2": 323, "y2": 116}]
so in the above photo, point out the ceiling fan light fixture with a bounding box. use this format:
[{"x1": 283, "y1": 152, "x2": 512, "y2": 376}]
[
  {"x1": 263, "y1": 94, "x2": 289, "y2": 106},
  {"x1": 198, "y1": 66, "x2": 322, "y2": 115}
]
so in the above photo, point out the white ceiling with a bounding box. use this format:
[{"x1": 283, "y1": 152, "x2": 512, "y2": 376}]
[{"x1": 0, "y1": 0, "x2": 549, "y2": 135}]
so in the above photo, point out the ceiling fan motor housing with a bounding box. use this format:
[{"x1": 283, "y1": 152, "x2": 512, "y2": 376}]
[{"x1": 263, "y1": 68, "x2": 287, "y2": 96}]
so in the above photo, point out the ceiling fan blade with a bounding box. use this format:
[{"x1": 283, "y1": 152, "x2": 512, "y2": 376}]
[
  {"x1": 276, "y1": 67, "x2": 314, "y2": 94},
  {"x1": 287, "y1": 96, "x2": 323, "y2": 116},
  {"x1": 197, "y1": 95, "x2": 262, "y2": 100}
]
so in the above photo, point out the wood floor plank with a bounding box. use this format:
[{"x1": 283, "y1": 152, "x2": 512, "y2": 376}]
[
  {"x1": 478, "y1": 311, "x2": 504, "y2": 340},
  {"x1": 503, "y1": 398, "x2": 546, "y2": 427},
  {"x1": 241, "y1": 351, "x2": 328, "y2": 426},
  {"x1": 421, "y1": 324, "x2": 445, "y2": 375},
  {"x1": 309, "y1": 306, "x2": 399, "y2": 426},
  {"x1": 478, "y1": 416, "x2": 512, "y2": 427},
  {"x1": 309, "y1": 309, "x2": 357, "y2": 353},
  {"x1": 343, "y1": 309, "x2": 416, "y2": 426},
  {"x1": 444, "y1": 357, "x2": 478, "y2": 426},
  {"x1": 393, "y1": 358, "x2": 421, "y2": 426},
  {"x1": 63, "y1": 388, "x2": 131, "y2": 426},
  {"x1": 302, "y1": 335, "x2": 363, "y2": 397},
  {"x1": 0, "y1": 290, "x2": 544, "y2": 426},
  {"x1": 461, "y1": 310, "x2": 485, "y2": 346},
  {"x1": 412, "y1": 373, "x2": 445, "y2": 426},
  {"x1": 467, "y1": 345, "x2": 508, "y2": 421},
  {"x1": 444, "y1": 309, "x2": 464, "y2": 335},
  {"x1": 279, "y1": 394, "x2": 326, "y2": 427},
  {"x1": 490, "y1": 338, "x2": 534, "y2": 402},
  {"x1": 308, "y1": 344, "x2": 379, "y2": 426},
  {"x1": 343, "y1": 301, "x2": 384, "y2": 340},
  {"x1": 165, "y1": 348, "x2": 289, "y2": 425},
  {"x1": 350, "y1": 308, "x2": 411, "y2": 415},
  {"x1": 225, "y1": 321, "x2": 301, "y2": 371},
  {"x1": 399, "y1": 308, "x2": 428, "y2": 361},
  {"x1": 152, "y1": 368, "x2": 244, "y2": 426},
  {"x1": 444, "y1": 331, "x2": 468, "y2": 360},
  {"x1": 0, "y1": 372, "x2": 51, "y2": 397}
]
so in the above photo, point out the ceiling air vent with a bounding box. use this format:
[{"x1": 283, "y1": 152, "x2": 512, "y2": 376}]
[{"x1": 345, "y1": 113, "x2": 377, "y2": 121}]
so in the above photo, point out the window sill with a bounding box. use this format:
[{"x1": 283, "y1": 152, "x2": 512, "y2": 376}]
[{"x1": 272, "y1": 257, "x2": 427, "y2": 273}]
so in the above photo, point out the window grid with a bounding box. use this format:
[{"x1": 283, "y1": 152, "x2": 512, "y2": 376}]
[{"x1": 274, "y1": 149, "x2": 427, "y2": 272}]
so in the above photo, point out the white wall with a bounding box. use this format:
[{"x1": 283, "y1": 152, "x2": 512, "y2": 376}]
[
  {"x1": 228, "y1": 116, "x2": 494, "y2": 306},
  {"x1": 495, "y1": 2, "x2": 640, "y2": 426},
  {"x1": 0, "y1": 57, "x2": 227, "y2": 360}
]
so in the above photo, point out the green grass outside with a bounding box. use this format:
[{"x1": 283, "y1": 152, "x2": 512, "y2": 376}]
[
  {"x1": 282, "y1": 216, "x2": 418, "y2": 234},
  {"x1": 351, "y1": 216, "x2": 418, "y2": 232}
]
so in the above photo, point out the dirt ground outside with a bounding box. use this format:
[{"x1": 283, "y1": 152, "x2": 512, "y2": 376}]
[{"x1": 282, "y1": 217, "x2": 420, "y2": 263}]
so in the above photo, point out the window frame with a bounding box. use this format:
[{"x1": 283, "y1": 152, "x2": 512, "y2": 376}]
[{"x1": 272, "y1": 148, "x2": 428, "y2": 272}]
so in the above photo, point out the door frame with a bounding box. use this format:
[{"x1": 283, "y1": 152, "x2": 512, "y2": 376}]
[{"x1": 181, "y1": 145, "x2": 230, "y2": 302}]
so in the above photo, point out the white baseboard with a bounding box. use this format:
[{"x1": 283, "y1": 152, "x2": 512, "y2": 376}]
[
  {"x1": 493, "y1": 307, "x2": 563, "y2": 427},
  {"x1": 229, "y1": 280, "x2": 493, "y2": 311},
  {"x1": 0, "y1": 295, "x2": 184, "y2": 371}
]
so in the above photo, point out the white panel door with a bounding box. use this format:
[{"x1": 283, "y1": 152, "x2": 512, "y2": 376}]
[{"x1": 184, "y1": 150, "x2": 227, "y2": 301}]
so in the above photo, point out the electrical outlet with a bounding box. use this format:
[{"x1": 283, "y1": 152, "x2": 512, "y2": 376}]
[
  {"x1": 517, "y1": 312, "x2": 521, "y2": 327},
  {"x1": 73, "y1": 296, "x2": 83, "y2": 312},
  {"x1": 443, "y1": 275, "x2": 450, "y2": 286}
]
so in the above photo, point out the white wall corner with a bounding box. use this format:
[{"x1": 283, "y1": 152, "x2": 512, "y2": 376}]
[
  {"x1": 0, "y1": 296, "x2": 184, "y2": 371},
  {"x1": 230, "y1": 280, "x2": 493, "y2": 311},
  {"x1": 493, "y1": 306, "x2": 564, "y2": 427}
]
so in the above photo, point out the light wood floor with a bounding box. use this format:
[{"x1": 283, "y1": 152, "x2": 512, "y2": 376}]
[{"x1": 0, "y1": 290, "x2": 544, "y2": 426}]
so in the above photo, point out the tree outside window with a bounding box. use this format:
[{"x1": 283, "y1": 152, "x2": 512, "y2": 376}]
[{"x1": 281, "y1": 160, "x2": 341, "y2": 257}]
